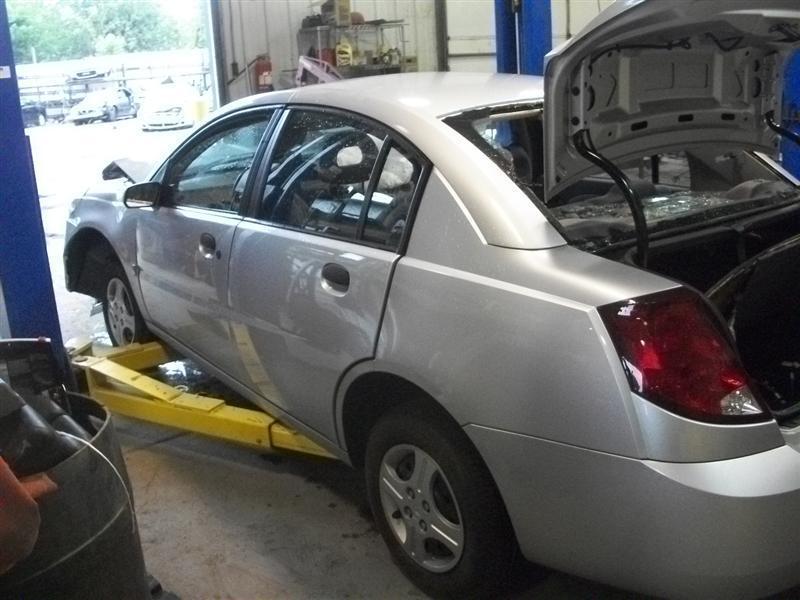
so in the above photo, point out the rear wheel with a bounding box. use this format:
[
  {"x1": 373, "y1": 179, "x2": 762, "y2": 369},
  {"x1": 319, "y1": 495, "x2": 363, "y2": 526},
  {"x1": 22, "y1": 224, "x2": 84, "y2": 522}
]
[
  {"x1": 365, "y1": 400, "x2": 516, "y2": 599},
  {"x1": 102, "y1": 263, "x2": 151, "y2": 346}
]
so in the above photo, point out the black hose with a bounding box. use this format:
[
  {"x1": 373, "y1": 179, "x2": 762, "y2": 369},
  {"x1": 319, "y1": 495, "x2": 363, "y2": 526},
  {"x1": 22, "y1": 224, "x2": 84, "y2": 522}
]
[
  {"x1": 572, "y1": 129, "x2": 649, "y2": 267},
  {"x1": 765, "y1": 110, "x2": 800, "y2": 147}
]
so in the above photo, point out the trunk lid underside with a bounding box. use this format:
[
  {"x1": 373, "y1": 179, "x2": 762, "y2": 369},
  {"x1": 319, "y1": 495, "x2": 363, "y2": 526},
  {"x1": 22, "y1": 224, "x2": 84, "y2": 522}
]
[{"x1": 544, "y1": 0, "x2": 800, "y2": 199}]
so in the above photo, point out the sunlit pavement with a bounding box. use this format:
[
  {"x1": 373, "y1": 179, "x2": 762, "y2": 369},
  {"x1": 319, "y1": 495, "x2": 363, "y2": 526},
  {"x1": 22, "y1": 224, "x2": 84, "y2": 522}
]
[{"x1": 29, "y1": 117, "x2": 190, "y2": 343}]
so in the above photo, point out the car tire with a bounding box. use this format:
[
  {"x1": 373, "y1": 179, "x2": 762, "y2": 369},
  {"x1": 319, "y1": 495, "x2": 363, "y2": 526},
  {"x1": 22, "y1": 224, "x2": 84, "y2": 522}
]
[
  {"x1": 37, "y1": 113, "x2": 46, "y2": 126},
  {"x1": 102, "y1": 263, "x2": 152, "y2": 346},
  {"x1": 365, "y1": 400, "x2": 517, "y2": 599}
]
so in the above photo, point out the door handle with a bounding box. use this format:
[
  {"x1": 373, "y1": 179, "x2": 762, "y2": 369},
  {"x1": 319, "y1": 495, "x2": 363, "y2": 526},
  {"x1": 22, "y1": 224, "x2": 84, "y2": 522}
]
[
  {"x1": 199, "y1": 232, "x2": 220, "y2": 259},
  {"x1": 321, "y1": 262, "x2": 350, "y2": 293}
]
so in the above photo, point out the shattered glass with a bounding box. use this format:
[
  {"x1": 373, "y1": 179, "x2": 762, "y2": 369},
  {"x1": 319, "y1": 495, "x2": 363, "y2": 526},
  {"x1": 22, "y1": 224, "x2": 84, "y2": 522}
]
[
  {"x1": 552, "y1": 184, "x2": 800, "y2": 250},
  {"x1": 444, "y1": 106, "x2": 800, "y2": 254}
]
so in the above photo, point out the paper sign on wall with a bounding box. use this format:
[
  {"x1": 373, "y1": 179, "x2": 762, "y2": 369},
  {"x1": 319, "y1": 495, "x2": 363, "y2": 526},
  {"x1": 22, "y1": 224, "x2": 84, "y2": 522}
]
[{"x1": 0, "y1": 66, "x2": 10, "y2": 79}]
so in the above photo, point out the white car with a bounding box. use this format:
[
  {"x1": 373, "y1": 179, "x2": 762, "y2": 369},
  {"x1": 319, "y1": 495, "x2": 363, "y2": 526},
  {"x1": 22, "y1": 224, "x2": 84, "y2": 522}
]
[{"x1": 140, "y1": 84, "x2": 198, "y2": 131}]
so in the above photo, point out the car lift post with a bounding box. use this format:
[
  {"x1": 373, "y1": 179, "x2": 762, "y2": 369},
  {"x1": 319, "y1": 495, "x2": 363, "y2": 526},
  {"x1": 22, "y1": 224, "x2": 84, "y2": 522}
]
[
  {"x1": 783, "y1": 50, "x2": 800, "y2": 178},
  {"x1": 495, "y1": 0, "x2": 552, "y2": 75},
  {"x1": 0, "y1": 1, "x2": 64, "y2": 350}
]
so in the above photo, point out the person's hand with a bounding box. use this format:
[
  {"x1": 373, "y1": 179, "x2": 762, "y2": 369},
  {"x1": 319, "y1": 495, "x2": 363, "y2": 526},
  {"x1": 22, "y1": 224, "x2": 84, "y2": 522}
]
[{"x1": 0, "y1": 458, "x2": 57, "y2": 575}]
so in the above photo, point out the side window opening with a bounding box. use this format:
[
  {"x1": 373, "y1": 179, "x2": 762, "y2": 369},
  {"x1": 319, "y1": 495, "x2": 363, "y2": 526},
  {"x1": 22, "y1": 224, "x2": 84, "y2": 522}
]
[
  {"x1": 447, "y1": 107, "x2": 545, "y2": 200},
  {"x1": 261, "y1": 110, "x2": 385, "y2": 240},
  {"x1": 260, "y1": 108, "x2": 424, "y2": 251},
  {"x1": 166, "y1": 112, "x2": 272, "y2": 212},
  {"x1": 362, "y1": 145, "x2": 422, "y2": 249}
]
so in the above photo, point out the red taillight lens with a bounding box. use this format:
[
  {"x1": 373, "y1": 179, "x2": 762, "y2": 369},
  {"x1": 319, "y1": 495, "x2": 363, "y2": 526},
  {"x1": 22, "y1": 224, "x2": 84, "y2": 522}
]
[{"x1": 598, "y1": 288, "x2": 768, "y2": 423}]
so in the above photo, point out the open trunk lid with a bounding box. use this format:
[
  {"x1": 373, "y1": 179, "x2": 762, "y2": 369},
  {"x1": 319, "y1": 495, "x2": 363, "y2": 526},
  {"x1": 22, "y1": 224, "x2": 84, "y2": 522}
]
[{"x1": 544, "y1": 0, "x2": 800, "y2": 199}]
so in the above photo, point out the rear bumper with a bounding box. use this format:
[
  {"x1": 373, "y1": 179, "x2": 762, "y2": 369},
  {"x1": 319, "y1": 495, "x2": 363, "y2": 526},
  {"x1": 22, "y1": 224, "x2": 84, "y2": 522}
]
[{"x1": 466, "y1": 424, "x2": 800, "y2": 599}]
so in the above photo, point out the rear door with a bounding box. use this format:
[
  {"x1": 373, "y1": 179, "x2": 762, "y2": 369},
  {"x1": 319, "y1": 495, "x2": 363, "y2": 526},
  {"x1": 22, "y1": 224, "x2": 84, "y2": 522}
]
[
  {"x1": 227, "y1": 108, "x2": 427, "y2": 440},
  {"x1": 136, "y1": 108, "x2": 276, "y2": 370}
]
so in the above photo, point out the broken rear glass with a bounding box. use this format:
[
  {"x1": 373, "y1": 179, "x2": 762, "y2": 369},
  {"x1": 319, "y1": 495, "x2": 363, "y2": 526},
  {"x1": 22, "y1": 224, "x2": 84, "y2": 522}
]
[{"x1": 444, "y1": 107, "x2": 800, "y2": 252}]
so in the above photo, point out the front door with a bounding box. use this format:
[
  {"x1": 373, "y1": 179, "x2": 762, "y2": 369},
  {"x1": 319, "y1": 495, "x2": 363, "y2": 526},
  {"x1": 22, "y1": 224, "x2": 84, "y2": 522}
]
[
  {"x1": 136, "y1": 109, "x2": 275, "y2": 370},
  {"x1": 227, "y1": 108, "x2": 425, "y2": 440}
]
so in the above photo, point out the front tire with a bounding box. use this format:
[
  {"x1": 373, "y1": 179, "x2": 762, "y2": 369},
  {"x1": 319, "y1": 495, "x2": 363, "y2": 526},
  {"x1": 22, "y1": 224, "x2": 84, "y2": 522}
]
[
  {"x1": 102, "y1": 263, "x2": 151, "y2": 346},
  {"x1": 365, "y1": 400, "x2": 516, "y2": 599}
]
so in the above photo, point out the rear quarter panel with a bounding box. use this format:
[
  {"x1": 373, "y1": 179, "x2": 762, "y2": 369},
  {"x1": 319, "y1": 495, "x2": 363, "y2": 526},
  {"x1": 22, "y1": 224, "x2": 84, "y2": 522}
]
[{"x1": 370, "y1": 169, "x2": 682, "y2": 457}]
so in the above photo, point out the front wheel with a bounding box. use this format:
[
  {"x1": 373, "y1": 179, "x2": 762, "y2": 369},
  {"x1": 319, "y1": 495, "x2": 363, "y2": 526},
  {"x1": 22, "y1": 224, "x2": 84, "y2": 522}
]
[
  {"x1": 102, "y1": 264, "x2": 151, "y2": 346},
  {"x1": 365, "y1": 401, "x2": 517, "y2": 599}
]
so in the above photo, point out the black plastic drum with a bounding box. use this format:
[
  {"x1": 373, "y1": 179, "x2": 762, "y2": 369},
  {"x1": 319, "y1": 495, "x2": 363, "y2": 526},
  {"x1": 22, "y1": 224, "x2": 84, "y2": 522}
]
[{"x1": 0, "y1": 394, "x2": 149, "y2": 600}]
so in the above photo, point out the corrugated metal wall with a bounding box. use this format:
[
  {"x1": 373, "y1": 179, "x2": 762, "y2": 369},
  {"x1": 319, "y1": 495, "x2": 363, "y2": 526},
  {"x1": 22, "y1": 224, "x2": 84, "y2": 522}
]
[
  {"x1": 217, "y1": 0, "x2": 438, "y2": 100},
  {"x1": 213, "y1": 0, "x2": 617, "y2": 102},
  {"x1": 551, "y1": 0, "x2": 615, "y2": 49}
]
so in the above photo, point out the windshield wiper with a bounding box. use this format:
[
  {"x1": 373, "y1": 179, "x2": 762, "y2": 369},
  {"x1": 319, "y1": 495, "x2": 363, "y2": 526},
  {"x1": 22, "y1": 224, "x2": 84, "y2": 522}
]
[{"x1": 572, "y1": 129, "x2": 650, "y2": 267}]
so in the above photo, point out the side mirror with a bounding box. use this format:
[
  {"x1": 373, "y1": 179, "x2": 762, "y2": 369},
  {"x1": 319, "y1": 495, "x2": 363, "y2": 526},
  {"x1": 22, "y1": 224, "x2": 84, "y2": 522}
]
[{"x1": 123, "y1": 181, "x2": 162, "y2": 208}]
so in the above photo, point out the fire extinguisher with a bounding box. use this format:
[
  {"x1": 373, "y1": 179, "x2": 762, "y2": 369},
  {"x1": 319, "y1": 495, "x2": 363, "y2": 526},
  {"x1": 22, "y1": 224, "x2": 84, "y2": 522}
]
[{"x1": 254, "y1": 55, "x2": 273, "y2": 93}]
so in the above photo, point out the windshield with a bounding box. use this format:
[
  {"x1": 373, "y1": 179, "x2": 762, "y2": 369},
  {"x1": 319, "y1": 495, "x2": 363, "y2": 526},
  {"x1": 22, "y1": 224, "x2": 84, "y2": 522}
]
[
  {"x1": 81, "y1": 90, "x2": 112, "y2": 107},
  {"x1": 444, "y1": 106, "x2": 800, "y2": 252}
]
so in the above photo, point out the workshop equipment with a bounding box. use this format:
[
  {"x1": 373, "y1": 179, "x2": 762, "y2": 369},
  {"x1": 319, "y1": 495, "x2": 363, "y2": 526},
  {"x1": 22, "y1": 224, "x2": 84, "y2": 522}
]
[{"x1": 0, "y1": 339, "x2": 149, "y2": 600}]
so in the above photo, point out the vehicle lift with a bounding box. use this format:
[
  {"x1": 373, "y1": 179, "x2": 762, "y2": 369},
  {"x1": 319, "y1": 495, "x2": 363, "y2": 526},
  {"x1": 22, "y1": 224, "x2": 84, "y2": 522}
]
[{"x1": 69, "y1": 340, "x2": 333, "y2": 459}]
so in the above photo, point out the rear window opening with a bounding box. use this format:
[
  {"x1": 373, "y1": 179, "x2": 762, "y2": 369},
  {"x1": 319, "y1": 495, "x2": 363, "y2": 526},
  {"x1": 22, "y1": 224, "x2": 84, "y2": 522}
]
[{"x1": 445, "y1": 106, "x2": 800, "y2": 421}]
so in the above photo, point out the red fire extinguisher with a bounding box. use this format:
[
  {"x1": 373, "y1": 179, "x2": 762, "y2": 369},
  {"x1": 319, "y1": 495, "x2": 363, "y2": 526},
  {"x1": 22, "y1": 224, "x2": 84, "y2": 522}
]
[{"x1": 254, "y1": 55, "x2": 273, "y2": 93}]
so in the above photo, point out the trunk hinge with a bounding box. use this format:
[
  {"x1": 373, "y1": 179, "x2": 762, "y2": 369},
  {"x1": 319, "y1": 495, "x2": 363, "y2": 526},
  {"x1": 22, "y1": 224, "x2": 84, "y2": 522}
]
[{"x1": 572, "y1": 128, "x2": 649, "y2": 267}]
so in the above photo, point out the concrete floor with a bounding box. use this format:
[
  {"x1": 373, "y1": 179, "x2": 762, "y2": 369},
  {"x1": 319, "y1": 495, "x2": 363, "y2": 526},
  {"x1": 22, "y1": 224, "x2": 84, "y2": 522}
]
[{"x1": 29, "y1": 119, "x2": 798, "y2": 599}]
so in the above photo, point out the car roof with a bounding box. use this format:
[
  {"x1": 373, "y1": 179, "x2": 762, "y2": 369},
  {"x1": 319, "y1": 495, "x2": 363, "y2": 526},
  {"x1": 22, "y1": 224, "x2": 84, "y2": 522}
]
[
  {"x1": 222, "y1": 72, "x2": 544, "y2": 122},
  {"x1": 215, "y1": 72, "x2": 562, "y2": 251}
]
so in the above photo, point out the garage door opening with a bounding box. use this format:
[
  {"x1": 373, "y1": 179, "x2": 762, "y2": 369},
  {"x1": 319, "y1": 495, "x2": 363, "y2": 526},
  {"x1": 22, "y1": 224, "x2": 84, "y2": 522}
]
[{"x1": 8, "y1": 0, "x2": 216, "y2": 344}]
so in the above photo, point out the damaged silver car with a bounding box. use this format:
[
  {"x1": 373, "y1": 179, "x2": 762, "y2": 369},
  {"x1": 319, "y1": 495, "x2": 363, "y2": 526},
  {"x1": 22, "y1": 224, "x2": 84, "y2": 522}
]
[{"x1": 64, "y1": 1, "x2": 800, "y2": 597}]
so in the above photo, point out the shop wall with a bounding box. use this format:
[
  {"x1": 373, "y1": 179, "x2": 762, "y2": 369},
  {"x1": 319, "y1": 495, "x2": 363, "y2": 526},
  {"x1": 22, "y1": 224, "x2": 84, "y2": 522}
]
[
  {"x1": 218, "y1": 0, "x2": 437, "y2": 100},
  {"x1": 445, "y1": 0, "x2": 616, "y2": 73},
  {"x1": 446, "y1": 0, "x2": 495, "y2": 72},
  {"x1": 551, "y1": 0, "x2": 615, "y2": 49},
  {"x1": 215, "y1": 0, "x2": 619, "y2": 102}
]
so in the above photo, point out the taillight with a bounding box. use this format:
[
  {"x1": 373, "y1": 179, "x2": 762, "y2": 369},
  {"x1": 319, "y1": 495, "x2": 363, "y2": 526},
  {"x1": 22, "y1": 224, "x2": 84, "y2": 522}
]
[{"x1": 598, "y1": 288, "x2": 769, "y2": 423}]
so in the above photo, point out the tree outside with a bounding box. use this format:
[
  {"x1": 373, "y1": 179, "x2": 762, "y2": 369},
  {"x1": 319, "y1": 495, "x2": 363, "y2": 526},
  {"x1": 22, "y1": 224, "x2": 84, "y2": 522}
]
[{"x1": 7, "y1": 0, "x2": 206, "y2": 64}]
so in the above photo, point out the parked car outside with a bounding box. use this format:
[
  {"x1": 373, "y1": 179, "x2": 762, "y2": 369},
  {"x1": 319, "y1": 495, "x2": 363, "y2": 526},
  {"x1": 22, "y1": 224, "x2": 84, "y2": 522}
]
[
  {"x1": 20, "y1": 102, "x2": 47, "y2": 128},
  {"x1": 65, "y1": 87, "x2": 138, "y2": 125},
  {"x1": 63, "y1": 1, "x2": 800, "y2": 598},
  {"x1": 140, "y1": 83, "x2": 198, "y2": 131}
]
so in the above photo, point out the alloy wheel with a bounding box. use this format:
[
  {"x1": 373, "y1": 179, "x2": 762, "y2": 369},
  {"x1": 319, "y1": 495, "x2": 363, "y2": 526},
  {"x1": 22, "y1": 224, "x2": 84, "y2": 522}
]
[
  {"x1": 378, "y1": 444, "x2": 464, "y2": 573},
  {"x1": 106, "y1": 277, "x2": 136, "y2": 345}
]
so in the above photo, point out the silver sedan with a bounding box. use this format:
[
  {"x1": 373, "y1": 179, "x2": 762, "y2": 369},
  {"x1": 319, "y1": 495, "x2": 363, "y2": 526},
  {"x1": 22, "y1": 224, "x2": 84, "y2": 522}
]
[{"x1": 64, "y1": 1, "x2": 800, "y2": 597}]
